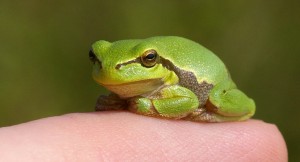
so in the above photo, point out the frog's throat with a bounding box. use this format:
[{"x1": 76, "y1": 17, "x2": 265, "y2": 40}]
[{"x1": 101, "y1": 78, "x2": 164, "y2": 98}]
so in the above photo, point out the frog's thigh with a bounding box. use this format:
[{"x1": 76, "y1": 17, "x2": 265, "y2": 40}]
[
  {"x1": 153, "y1": 85, "x2": 199, "y2": 118},
  {"x1": 208, "y1": 80, "x2": 255, "y2": 121}
]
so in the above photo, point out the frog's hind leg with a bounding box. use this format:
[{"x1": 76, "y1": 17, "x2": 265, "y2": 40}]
[
  {"x1": 185, "y1": 80, "x2": 255, "y2": 122},
  {"x1": 206, "y1": 79, "x2": 255, "y2": 122}
]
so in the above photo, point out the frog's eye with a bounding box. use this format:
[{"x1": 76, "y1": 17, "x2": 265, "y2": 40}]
[
  {"x1": 141, "y1": 49, "x2": 159, "y2": 67},
  {"x1": 89, "y1": 49, "x2": 97, "y2": 64}
]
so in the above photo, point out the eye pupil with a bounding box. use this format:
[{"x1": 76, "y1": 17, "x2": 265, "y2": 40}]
[{"x1": 146, "y1": 53, "x2": 156, "y2": 60}]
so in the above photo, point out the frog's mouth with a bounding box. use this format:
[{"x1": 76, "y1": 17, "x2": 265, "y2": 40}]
[{"x1": 100, "y1": 78, "x2": 164, "y2": 98}]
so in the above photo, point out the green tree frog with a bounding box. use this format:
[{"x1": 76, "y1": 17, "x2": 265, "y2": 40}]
[{"x1": 89, "y1": 36, "x2": 255, "y2": 122}]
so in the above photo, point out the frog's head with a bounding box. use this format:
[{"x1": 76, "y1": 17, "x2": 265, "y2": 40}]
[{"x1": 89, "y1": 38, "x2": 178, "y2": 98}]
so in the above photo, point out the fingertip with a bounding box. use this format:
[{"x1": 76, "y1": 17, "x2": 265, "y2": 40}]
[
  {"x1": 219, "y1": 119, "x2": 288, "y2": 162},
  {"x1": 249, "y1": 120, "x2": 288, "y2": 162},
  {"x1": 0, "y1": 112, "x2": 288, "y2": 161}
]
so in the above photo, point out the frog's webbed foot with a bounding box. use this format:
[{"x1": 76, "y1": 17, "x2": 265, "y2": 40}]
[{"x1": 95, "y1": 93, "x2": 127, "y2": 111}]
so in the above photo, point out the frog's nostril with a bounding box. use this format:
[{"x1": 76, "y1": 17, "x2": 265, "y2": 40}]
[{"x1": 115, "y1": 64, "x2": 121, "y2": 69}]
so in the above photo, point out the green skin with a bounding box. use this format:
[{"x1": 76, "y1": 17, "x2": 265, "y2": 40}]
[{"x1": 90, "y1": 36, "x2": 255, "y2": 122}]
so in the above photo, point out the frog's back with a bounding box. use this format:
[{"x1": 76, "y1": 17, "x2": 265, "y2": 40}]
[{"x1": 144, "y1": 36, "x2": 230, "y2": 85}]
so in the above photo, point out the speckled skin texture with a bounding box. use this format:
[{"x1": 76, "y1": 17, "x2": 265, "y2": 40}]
[{"x1": 91, "y1": 36, "x2": 255, "y2": 122}]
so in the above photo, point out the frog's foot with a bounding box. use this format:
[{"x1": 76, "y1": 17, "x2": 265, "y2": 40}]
[
  {"x1": 128, "y1": 97, "x2": 158, "y2": 117},
  {"x1": 95, "y1": 94, "x2": 127, "y2": 111}
]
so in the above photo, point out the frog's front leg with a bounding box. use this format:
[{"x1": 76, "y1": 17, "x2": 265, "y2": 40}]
[
  {"x1": 129, "y1": 85, "x2": 199, "y2": 119},
  {"x1": 204, "y1": 79, "x2": 255, "y2": 122},
  {"x1": 95, "y1": 93, "x2": 127, "y2": 111}
]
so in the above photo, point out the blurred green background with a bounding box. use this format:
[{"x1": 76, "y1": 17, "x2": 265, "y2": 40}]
[{"x1": 0, "y1": 0, "x2": 299, "y2": 160}]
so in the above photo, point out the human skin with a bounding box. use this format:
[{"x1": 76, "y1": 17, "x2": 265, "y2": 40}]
[{"x1": 0, "y1": 112, "x2": 287, "y2": 161}]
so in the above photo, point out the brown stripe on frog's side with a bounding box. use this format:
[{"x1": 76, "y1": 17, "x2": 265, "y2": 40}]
[
  {"x1": 159, "y1": 57, "x2": 213, "y2": 107},
  {"x1": 114, "y1": 55, "x2": 213, "y2": 106}
]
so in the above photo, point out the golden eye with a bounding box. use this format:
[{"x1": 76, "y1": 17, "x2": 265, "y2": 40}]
[{"x1": 141, "y1": 49, "x2": 159, "y2": 67}]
